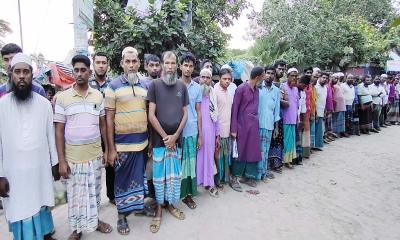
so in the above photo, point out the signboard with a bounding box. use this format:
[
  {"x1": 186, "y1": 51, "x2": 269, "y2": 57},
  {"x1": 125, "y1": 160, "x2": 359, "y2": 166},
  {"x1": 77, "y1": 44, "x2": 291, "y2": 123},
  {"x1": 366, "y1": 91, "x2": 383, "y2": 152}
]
[{"x1": 387, "y1": 60, "x2": 400, "y2": 72}]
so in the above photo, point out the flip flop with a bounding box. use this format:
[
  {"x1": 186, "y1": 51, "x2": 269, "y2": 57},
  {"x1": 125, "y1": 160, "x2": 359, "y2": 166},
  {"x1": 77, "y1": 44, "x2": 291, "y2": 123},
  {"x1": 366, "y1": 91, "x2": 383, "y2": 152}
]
[
  {"x1": 168, "y1": 207, "x2": 185, "y2": 220},
  {"x1": 208, "y1": 187, "x2": 219, "y2": 198},
  {"x1": 67, "y1": 232, "x2": 82, "y2": 240},
  {"x1": 134, "y1": 206, "x2": 156, "y2": 217},
  {"x1": 149, "y1": 217, "x2": 161, "y2": 233},
  {"x1": 182, "y1": 197, "x2": 197, "y2": 209},
  {"x1": 117, "y1": 217, "x2": 130, "y2": 235},
  {"x1": 230, "y1": 178, "x2": 243, "y2": 192},
  {"x1": 96, "y1": 220, "x2": 113, "y2": 234}
]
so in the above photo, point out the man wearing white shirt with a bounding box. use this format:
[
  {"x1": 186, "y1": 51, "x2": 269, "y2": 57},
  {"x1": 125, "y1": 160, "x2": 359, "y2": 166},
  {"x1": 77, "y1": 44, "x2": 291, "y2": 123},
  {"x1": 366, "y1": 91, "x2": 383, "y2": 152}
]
[
  {"x1": 380, "y1": 74, "x2": 389, "y2": 127},
  {"x1": 369, "y1": 77, "x2": 384, "y2": 132},
  {"x1": 342, "y1": 74, "x2": 356, "y2": 134},
  {"x1": 314, "y1": 73, "x2": 328, "y2": 151}
]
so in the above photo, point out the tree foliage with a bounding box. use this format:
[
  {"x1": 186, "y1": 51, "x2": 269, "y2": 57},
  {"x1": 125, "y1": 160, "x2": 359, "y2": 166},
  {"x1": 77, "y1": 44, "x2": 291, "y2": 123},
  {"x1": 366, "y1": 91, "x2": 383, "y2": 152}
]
[
  {"x1": 94, "y1": 0, "x2": 248, "y2": 73},
  {"x1": 250, "y1": 0, "x2": 399, "y2": 70}
]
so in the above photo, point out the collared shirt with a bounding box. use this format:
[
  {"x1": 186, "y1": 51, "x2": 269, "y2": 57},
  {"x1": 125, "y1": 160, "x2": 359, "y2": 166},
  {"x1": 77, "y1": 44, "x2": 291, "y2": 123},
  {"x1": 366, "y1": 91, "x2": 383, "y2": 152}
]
[
  {"x1": 368, "y1": 84, "x2": 383, "y2": 105},
  {"x1": 281, "y1": 82, "x2": 299, "y2": 124},
  {"x1": 182, "y1": 79, "x2": 202, "y2": 137},
  {"x1": 315, "y1": 82, "x2": 327, "y2": 118},
  {"x1": 54, "y1": 86, "x2": 104, "y2": 163},
  {"x1": 341, "y1": 83, "x2": 355, "y2": 106},
  {"x1": 89, "y1": 77, "x2": 110, "y2": 95},
  {"x1": 214, "y1": 83, "x2": 233, "y2": 138},
  {"x1": 258, "y1": 82, "x2": 280, "y2": 130},
  {"x1": 104, "y1": 75, "x2": 148, "y2": 152}
]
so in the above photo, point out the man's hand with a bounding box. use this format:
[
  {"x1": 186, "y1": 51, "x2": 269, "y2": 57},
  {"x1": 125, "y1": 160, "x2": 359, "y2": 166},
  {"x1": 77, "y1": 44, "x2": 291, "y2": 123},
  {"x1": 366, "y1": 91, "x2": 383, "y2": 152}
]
[
  {"x1": 231, "y1": 132, "x2": 237, "y2": 139},
  {"x1": 107, "y1": 149, "x2": 118, "y2": 167},
  {"x1": 273, "y1": 128, "x2": 279, "y2": 139},
  {"x1": 216, "y1": 136, "x2": 221, "y2": 149},
  {"x1": 163, "y1": 134, "x2": 177, "y2": 150},
  {"x1": 59, "y1": 161, "x2": 71, "y2": 179},
  {"x1": 197, "y1": 135, "x2": 202, "y2": 150},
  {"x1": 0, "y1": 177, "x2": 9, "y2": 198}
]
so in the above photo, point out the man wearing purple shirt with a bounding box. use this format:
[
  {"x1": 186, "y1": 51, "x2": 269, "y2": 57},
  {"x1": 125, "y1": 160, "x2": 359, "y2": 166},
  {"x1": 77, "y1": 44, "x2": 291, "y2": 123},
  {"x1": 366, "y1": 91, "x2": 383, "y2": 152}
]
[
  {"x1": 324, "y1": 74, "x2": 336, "y2": 142},
  {"x1": 230, "y1": 67, "x2": 265, "y2": 191},
  {"x1": 0, "y1": 43, "x2": 46, "y2": 98},
  {"x1": 281, "y1": 68, "x2": 299, "y2": 169}
]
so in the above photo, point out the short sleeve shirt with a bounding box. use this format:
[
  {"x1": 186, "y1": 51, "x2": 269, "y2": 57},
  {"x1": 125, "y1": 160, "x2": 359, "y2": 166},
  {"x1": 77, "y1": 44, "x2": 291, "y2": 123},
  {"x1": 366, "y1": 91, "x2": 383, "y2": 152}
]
[
  {"x1": 147, "y1": 79, "x2": 189, "y2": 148},
  {"x1": 182, "y1": 80, "x2": 202, "y2": 137},
  {"x1": 54, "y1": 86, "x2": 104, "y2": 163},
  {"x1": 104, "y1": 75, "x2": 148, "y2": 152}
]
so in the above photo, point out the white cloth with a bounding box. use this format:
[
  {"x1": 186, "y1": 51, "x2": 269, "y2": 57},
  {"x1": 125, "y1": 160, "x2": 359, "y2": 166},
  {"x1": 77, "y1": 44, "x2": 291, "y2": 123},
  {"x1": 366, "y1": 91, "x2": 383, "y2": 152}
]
[
  {"x1": 298, "y1": 90, "x2": 307, "y2": 117},
  {"x1": 368, "y1": 84, "x2": 383, "y2": 105},
  {"x1": 382, "y1": 83, "x2": 389, "y2": 105},
  {"x1": 214, "y1": 81, "x2": 237, "y2": 100},
  {"x1": 342, "y1": 83, "x2": 355, "y2": 106},
  {"x1": 0, "y1": 93, "x2": 58, "y2": 222},
  {"x1": 315, "y1": 82, "x2": 328, "y2": 118},
  {"x1": 10, "y1": 53, "x2": 32, "y2": 68}
]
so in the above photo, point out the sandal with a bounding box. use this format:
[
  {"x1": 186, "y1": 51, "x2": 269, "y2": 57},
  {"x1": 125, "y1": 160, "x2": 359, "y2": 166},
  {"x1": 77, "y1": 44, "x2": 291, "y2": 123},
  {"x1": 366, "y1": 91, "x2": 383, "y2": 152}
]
[
  {"x1": 229, "y1": 177, "x2": 243, "y2": 192},
  {"x1": 117, "y1": 217, "x2": 130, "y2": 235},
  {"x1": 67, "y1": 232, "x2": 82, "y2": 240},
  {"x1": 168, "y1": 207, "x2": 185, "y2": 220},
  {"x1": 243, "y1": 179, "x2": 257, "y2": 188},
  {"x1": 208, "y1": 187, "x2": 219, "y2": 198},
  {"x1": 134, "y1": 206, "x2": 156, "y2": 217},
  {"x1": 96, "y1": 220, "x2": 113, "y2": 234},
  {"x1": 149, "y1": 217, "x2": 161, "y2": 233},
  {"x1": 182, "y1": 197, "x2": 197, "y2": 209}
]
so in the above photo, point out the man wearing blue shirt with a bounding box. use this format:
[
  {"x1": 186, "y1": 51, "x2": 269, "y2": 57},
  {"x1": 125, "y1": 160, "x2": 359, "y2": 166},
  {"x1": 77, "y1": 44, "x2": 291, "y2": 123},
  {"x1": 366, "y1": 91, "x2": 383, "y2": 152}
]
[
  {"x1": 257, "y1": 65, "x2": 281, "y2": 181},
  {"x1": 180, "y1": 52, "x2": 202, "y2": 209}
]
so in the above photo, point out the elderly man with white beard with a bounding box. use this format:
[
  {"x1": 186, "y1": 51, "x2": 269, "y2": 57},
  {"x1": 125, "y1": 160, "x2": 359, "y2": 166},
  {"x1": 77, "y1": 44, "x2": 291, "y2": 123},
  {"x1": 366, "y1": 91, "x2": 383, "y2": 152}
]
[
  {"x1": 105, "y1": 47, "x2": 152, "y2": 235},
  {"x1": 147, "y1": 51, "x2": 189, "y2": 233}
]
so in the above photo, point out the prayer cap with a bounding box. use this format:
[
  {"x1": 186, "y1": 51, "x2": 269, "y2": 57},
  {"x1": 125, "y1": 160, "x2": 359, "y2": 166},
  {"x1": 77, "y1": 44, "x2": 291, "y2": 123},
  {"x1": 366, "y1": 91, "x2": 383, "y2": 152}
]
[
  {"x1": 10, "y1": 53, "x2": 32, "y2": 68},
  {"x1": 313, "y1": 67, "x2": 321, "y2": 73},
  {"x1": 287, "y1": 67, "x2": 298, "y2": 74},
  {"x1": 221, "y1": 64, "x2": 233, "y2": 72},
  {"x1": 122, "y1": 46, "x2": 138, "y2": 58},
  {"x1": 381, "y1": 74, "x2": 388, "y2": 78},
  {"x1": 337, "y1": 72, "x2": 344, "y2": 77},
  {"x1": 200, "y1": 68, "x2": 212, "y2": 77}
]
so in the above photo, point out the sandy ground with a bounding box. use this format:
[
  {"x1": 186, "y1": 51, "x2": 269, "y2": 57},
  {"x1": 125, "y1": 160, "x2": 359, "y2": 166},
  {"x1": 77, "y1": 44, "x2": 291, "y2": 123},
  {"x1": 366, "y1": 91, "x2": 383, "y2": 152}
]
[{"x1": 1, "y1": 126, "x2": 400, "y2": 240}]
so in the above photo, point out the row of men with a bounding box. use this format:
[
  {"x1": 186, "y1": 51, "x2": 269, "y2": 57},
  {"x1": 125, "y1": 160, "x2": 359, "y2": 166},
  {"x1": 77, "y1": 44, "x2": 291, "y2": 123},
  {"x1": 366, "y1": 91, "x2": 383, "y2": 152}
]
[{"x1": 1, "y1": 42, "x2": 399, "y2": 240}]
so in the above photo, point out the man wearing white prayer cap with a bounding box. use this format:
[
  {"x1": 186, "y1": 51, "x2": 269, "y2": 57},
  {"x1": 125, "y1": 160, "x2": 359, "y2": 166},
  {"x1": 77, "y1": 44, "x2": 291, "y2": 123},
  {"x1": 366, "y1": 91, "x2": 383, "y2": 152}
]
[
  {"x1": 0, "y1": 52, "x2": 59, "y2": 240},
  {"x1": 0, "y1": 44, "x2": 46, "y2": 98}
]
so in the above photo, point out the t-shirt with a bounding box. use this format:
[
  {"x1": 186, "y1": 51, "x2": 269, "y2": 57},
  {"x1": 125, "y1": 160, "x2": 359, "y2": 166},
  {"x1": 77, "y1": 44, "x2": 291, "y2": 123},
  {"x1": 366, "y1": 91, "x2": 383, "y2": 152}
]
[
  {"x1": 54, "y1": 86, "x2": 104, "y2": 163},
  {"x1": 147, "y1": 79, "x2": 189, "y2": 148}
]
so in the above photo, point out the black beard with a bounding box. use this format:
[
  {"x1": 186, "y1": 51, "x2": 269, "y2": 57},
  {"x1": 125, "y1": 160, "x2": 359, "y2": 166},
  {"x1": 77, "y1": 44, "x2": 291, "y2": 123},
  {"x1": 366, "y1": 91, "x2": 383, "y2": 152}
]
[
  {"x1": 95, "y1": 72, "x2": 106, "y2": 79},
  {"x1": 12, "y1": 81, "x2": 33, "y2": 101}
]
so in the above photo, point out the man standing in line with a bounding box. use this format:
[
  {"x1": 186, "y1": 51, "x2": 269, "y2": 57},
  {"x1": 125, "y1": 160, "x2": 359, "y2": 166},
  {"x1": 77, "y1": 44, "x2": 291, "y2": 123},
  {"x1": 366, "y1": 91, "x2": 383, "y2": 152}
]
[
  {"x1": 142, "y1": 54, "x2": 162, "y2": 89},
  {"x1": 230, "y1": 67, "x2": 264, "y2": 190},
  {"x1": 369, "y1": 77, "x2": 384, "y2": 132},
  {"x1": 0, "y1": 53, "x2": 58, "y2": 240},
  {"x1": 314, "y1": 72, "x2": 329, "y2": 151},
  {"x1": 214, "y1": 68, "x2": 234, "y2": 187},
  {"x1": 105, "y1": 47, "x2": 151, "y2": 235},
  {"x1": 281, "y1": 68, "x2": 300, "y2": 169},
  {"x1": 342, "y1": 74, "x2": 356, "y2": 135},
  {"x1": 55, "y1": 55, "x2": 112, "y2": 239},
  {"x1": 148, "y1": 51, "x2": 189, "y2": 233},
  {"x1": 332, "y1": 75, "x2": 348, "y2": 137},
  {"x1": 257, "y1": 65, "x2": 280, "y2": 181},
  {"x1": 180, "y1": 52, "x2": 202, "y2": 209},
  {"x1": 89, "y1": 52, "x2": 115, "y2": 205}
]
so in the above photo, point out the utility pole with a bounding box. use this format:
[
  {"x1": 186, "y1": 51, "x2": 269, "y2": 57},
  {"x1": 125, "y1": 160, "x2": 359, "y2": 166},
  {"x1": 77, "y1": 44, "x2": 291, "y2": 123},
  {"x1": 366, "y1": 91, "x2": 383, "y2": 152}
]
[{"x1": 17, "y1": 0, "x2": 24, "y2": 50}]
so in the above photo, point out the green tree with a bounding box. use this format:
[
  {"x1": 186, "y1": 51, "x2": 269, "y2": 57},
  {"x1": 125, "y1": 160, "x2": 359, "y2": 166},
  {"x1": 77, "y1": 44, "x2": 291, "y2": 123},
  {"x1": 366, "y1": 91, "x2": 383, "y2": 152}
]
[
  {"x1": 94, "y1": 0, "x2": 248, "y2": 73},
  {"x1": 250, "y1": 0, "x2": 399, "y2": 70}
]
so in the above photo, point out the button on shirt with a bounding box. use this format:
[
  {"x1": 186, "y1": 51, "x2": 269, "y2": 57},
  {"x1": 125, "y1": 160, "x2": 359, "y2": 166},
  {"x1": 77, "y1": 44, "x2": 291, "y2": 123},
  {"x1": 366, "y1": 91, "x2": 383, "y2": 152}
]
[
  {"x1": 214, "y1": 84, "x2": 233, "y2": 138},
  {"x1": 54, "y1": 86, "x2": 104, "y2": 163},
  {"x1": 104, "y1": 75, "x2": 148, "y2": 152},
  {"x1": 258, "y1": 82, "x2": 280, "y2": 130},
  {"x1": 315, "y1": 82, "x2": 328, "y2": 118},
  {"x1": 182, "y1": 80, "x2": 202, "y2": 137},
  {"x1": 89, "y1": 77, "x2": 110, "y2": 95}
]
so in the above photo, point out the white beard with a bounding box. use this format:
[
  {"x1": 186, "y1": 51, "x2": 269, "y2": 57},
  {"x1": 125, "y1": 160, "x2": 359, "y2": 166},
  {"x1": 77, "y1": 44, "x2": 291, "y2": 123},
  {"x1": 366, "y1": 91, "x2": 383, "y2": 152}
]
[
  {"x1": 162, "y1": 71, "x2": 178, "y2": 86},
  {"x1": 127, "y1": 73, "x2": 139, "y2": 85}
]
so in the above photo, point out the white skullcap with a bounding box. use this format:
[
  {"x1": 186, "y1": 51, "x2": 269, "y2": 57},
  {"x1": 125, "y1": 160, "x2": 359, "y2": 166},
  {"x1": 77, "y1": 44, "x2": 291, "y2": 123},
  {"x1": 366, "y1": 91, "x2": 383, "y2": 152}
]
[
  {"x1": 287, "y1": 68, "x2": 298, "y2": 74},
  {"x1": 337, "y1": 72, "x2": 345, "y2": 77},
  {"x1": 221, "y1": 64, "x2": 233, "y2": 72},
  {"x1": 10, "y1": 53, "x2": 32, "y2": 68},
  {"x1": 200, "y1": 68, "x2": 212, "y2": 77},
  {"x1": 122, "y1": 46, "x2": 138, "y2": 58},
  {"x1": 381, "y1": 74, "x2": 388, "y2": 78},
  {"x1": 313, "y1": 67, "x2": 321, "y2": 73}
]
